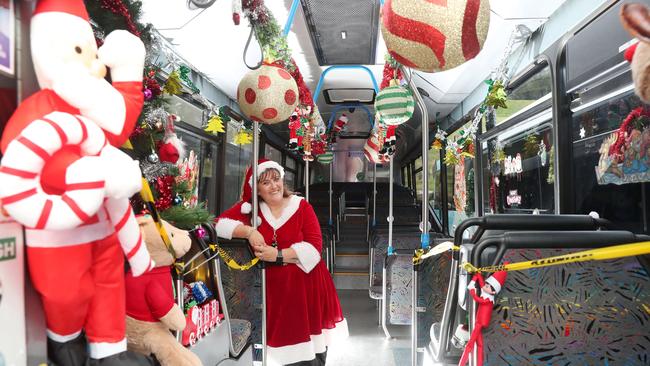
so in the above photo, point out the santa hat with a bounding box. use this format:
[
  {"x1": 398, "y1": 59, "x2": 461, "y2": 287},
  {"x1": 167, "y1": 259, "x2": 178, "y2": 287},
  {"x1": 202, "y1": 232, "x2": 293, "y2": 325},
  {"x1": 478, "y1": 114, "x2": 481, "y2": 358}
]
[
  {"x1": 33, "y1": 0, "x2": 89, "y2": 21},
  {"x1": 240, "y1": 159, "x2": 285, "y2": 215},
  {"x1": 484, "y1": 265, "x2": 508, "y2": 294}
]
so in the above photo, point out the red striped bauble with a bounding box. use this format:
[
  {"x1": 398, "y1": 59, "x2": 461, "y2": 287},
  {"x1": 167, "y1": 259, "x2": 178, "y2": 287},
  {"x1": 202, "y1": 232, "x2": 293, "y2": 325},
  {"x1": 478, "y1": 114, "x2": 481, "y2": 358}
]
[
  {"x1": 381, "y1": 0, "x2": 490, "y2": 73},
  {"x1": 237, "y1": 64, "x2": 299, "y2": 124}
]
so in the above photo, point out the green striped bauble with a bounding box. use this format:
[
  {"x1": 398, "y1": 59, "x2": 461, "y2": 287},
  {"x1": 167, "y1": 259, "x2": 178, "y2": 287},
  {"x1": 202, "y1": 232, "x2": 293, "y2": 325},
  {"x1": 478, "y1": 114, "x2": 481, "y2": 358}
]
[
  {"x1": 317, "y1": 152, "x2": 334, "y2": 164},
  {"x1": 375, "y1": 85, "x2": 415, "y2": 126}
]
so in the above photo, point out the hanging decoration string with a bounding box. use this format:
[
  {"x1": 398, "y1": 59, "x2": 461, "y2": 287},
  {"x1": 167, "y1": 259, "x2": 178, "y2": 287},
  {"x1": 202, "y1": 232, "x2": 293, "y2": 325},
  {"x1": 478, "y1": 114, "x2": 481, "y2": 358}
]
[
  {"x1": 243, "y1": 25, "x2": 264, "y2": 70},
  {"x1": 461, "y1": 241, "x2": 650, "y2": 274}
]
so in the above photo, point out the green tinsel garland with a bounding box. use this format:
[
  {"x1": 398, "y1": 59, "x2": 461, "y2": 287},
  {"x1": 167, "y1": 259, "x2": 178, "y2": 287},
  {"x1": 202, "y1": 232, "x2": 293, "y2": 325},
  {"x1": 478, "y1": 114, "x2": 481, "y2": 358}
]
[{"x1": 161, "y1": 205, "x2": 214, "y2": 231}]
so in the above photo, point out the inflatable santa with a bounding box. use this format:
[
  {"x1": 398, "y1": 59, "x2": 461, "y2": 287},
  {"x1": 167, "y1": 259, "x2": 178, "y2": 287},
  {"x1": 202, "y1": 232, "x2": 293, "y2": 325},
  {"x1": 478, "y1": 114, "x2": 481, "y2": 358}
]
[{"x1": 0, "y1": 1, "x2": 153, "y2": 365}]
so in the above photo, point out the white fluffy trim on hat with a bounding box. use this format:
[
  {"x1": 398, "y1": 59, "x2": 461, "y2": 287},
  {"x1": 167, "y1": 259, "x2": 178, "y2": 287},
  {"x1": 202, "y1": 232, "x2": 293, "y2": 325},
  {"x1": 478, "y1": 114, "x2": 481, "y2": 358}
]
[
  {"x1": 485, "y1": 276, "x2": 502, "y2": 294},
  {"x1": 248, "y1": 161, "x2": 285, "y2": 186},
  {"x1": 241, "y1": 201, "x2": 252, "y2": 214}
]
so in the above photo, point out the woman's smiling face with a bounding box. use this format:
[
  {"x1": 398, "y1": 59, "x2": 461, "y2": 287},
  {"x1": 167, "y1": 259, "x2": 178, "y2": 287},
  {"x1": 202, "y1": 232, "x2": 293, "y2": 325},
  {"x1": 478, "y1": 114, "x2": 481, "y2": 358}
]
[{"x1": 258, "y1": 168, "x2": 284, "y2": 205}]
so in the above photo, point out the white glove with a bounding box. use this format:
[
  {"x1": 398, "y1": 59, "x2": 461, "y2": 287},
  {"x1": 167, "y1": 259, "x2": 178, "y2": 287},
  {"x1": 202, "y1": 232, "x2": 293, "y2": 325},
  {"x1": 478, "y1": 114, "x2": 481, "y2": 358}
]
[
  {"x1": 98, "y1": 30, "x2": 145, "y2": 82},
  {"x1": 101, "y1": 145, "x2": 142, "y2": 199}
]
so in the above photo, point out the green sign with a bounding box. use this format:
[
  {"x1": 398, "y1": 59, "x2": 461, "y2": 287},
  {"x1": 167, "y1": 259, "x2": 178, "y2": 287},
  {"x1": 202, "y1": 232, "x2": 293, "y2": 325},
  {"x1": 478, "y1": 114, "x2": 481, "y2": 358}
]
[{"x1": 0, "y1": 237, "x2": 16, "y2": 261}]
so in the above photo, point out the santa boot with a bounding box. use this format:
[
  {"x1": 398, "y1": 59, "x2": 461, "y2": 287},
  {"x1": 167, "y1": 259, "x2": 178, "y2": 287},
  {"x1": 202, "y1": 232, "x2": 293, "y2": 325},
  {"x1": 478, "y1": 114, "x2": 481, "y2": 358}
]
[
  {"x1": 47, "y1": 334, "x2": 87, "y2": 366},
  {"x1": 86, "y1": 351, "x2": 158, "y2": 366},
  {"x1": 287, "y1": 136, "x2": 299, "y2": 150}
]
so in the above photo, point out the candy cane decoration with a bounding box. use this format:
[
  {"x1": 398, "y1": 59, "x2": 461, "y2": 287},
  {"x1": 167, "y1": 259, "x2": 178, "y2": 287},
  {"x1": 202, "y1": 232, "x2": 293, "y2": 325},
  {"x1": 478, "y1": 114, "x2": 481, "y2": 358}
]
[{"x1": 0, "y1": 111, "x2": 153, "y2": 276}]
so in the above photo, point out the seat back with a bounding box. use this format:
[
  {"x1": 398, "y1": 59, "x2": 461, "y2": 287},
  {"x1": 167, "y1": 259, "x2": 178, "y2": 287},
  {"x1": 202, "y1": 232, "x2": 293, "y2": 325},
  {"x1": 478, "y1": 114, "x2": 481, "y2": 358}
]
[{"x1": 471, "y1": 231, "x2": 650, "y2": 365}]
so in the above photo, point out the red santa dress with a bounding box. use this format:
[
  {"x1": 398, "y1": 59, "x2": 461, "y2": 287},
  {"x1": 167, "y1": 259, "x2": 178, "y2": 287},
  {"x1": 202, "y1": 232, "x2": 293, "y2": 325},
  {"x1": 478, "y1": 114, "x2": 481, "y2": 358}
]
[{"x1": 215, "y1": 195, "x2": 348, "y2": 365}]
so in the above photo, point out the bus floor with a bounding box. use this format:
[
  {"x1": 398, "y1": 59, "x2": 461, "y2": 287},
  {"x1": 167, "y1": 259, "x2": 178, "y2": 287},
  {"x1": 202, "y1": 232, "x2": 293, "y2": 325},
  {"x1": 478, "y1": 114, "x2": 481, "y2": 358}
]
[{"x1": 328, "y1": 289, "x2": 423, "y2": 366}]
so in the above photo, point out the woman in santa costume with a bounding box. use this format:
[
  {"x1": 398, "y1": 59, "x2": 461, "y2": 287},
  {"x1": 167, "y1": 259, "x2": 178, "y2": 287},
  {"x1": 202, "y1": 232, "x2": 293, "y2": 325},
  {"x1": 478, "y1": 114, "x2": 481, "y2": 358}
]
[{"x1": 215, "y1": 159, "x2": 348, "y2": 366}]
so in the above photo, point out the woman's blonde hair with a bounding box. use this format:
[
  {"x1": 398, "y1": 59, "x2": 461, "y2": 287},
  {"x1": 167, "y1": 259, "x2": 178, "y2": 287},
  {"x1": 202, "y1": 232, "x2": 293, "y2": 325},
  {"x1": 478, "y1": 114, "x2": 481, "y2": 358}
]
[{"x1": 257, "y1": 168, "x2": 293, "y2": 197}]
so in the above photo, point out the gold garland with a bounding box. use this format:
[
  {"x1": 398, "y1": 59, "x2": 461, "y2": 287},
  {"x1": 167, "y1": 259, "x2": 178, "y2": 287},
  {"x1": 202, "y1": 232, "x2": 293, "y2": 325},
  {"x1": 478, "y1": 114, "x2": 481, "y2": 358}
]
[
  {"x1": 212, "y1": 243, "x2": 260, "y2": 271},
  {"x1": 461, "y1": 241, "x2": 650, "y2": 273}
]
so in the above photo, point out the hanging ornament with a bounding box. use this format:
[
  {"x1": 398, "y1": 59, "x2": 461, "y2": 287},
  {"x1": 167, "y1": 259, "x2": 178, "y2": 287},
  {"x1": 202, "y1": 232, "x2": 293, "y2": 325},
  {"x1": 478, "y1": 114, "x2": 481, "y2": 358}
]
[
  {"x1": 158, "y1": 142, "x2": 180, "y2": 164},
  {"x1": 237, "y1": 64, "x2": 299, "y2": 124},
  {"x1": 163, "y1": 70, "x2": 184, "y2": 95},
  {"x1": 155, "y1": 176, "x2": 175, "y2": 211},
  {"x1": 317, "y1": 151, "x2": 334, "y2": 164},
  {"x1": 232, "y1": 0, "x2": 243, "y2": 24},
  {"x1": 234, "y1": 130, "x2": 253, "y2": 145},
  {"x1": 485, "y1": 80, "x2": 508, "y2": 109},
  {"x1": 375, "y1": 80, "x2": 415, "y2": 125},
  {"x1": 173, "y1": 196, "x2": 183, "y2": 206},
  {"x1": 380, "y1": 0, "x2": 490, "y2": 72},
  {"x1": 204, "y1": 115, "x2": 225, "y2": 134},
  {"x1": 196, "y1": 226, "x2": 207, "y2": 239},
  {"x1": 147, "y1": 152, "x2": 160, "y2": 164},
  {"x1": 538, "y1": 140, "x2": 547, "y2": 167}
]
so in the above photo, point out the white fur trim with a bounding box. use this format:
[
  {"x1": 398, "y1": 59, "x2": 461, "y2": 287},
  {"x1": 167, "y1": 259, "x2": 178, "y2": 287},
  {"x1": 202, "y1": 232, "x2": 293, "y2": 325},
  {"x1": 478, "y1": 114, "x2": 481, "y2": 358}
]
[
  {"x1": 267, "y1": 319, "x2": 348, "y2": 365},
  {"x1": 485, "y1": 276, "x2": 502, "y2": 294},
  {"x1": 241, "y1": 202, "x2": 252, "y2": 214},
  {"x1": 88, "y1": 338, "x2": 127, "y2": 359},
  {"x1": 97, "y1": 30, "x2": 146, "y2": 82},
  {"x1": 291, "y1": 242, "x2": 321, "y2": 273},
  {"x1": 26, "y1": 220, "x2": 113, "y2": 247},
  {"x1": 259, "y1": 195, "x2": 302, "y2": 229},
  {"x1": 47, "y1": 329, "x2": 82, "y2": 343},
  {"x1": 215, "y1": 218, "x2": 244, "y2": 240},
  {"x1": 479, "y1": 292, "x2": 495, "y2": 303},
  {"x1": 248, "y1": 161, "x2": 285, "y2": 186}
]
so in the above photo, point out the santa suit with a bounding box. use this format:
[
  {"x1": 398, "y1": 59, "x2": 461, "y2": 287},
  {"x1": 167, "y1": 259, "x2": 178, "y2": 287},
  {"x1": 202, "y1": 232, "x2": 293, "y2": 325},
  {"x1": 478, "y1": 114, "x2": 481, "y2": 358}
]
[
  {"x1": 0, "y1": 1, "x2": 147, "y2": 359},
  {"x1": 216, "y1": 195, "x2": 348, "y2": 365},
  {"x1": 458, "y1": 272, "x2": 506, "y2": 366}
]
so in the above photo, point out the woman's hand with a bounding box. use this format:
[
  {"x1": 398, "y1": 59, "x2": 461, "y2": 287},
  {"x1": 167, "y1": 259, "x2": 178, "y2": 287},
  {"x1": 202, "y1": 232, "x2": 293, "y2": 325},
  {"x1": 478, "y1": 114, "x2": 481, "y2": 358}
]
[
  {"x1": 254, "y1": 245, "x2": 279, "y2": 262},
  {"x1": 247, "y1": 229, "x2": 266, "y2": 250}
]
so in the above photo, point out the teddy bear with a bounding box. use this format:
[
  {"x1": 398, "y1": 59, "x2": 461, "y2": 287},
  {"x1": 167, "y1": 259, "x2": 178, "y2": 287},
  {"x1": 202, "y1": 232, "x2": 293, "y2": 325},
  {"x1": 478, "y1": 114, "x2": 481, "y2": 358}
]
[
  {"x1": 621, "y1": 3, "x2": 650, "y2": 103},
  {"x1": 0, "y1": 1, "x2": 152, "y2": 365},
  {"x1": 125, "y1": 215, "x2": 203, "y2": 366}
]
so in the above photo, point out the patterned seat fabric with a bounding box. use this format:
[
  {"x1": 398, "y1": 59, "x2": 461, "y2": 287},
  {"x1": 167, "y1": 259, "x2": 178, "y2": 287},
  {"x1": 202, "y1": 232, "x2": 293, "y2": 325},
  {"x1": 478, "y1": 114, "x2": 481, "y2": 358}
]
[
  {"x1": 229, "y1": 318, "x2": 252, "y2": 356},
  {"x1": 482, "y1": 249, "x2": 650, "y2": 365}
]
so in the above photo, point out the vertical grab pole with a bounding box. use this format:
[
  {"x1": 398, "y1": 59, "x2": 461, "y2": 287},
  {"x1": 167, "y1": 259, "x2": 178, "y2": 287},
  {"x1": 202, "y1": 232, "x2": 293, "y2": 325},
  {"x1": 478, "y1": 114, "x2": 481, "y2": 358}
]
[
  {"x1": 373, "y1": 164, "x2": 377, "y2": 227},
  {"x1": 329, "y1": 162, "x2": 333, "y2": 226},
  {"x1": 402, "y1": 65, "x2": 429, "y2": 366},
  {"x1": 387, "y1": 156, "x2": 394, "y2": 255},
  {"x1": 305, "y1": 160, "x2": 310, "y2": 202},
  {"x1": 252, "y1": 121, "x2": 267, "y2": 366}
]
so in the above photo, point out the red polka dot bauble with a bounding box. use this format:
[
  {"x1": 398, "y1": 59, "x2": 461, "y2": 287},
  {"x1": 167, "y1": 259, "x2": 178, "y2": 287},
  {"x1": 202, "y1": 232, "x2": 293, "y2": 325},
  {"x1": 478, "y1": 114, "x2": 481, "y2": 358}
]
[
  {"x1": 237, "y1": 64, "x2": 299, "y2": 124},
  {"x1": 381, "y1": 0, "x2": 490, "y2": 73}
]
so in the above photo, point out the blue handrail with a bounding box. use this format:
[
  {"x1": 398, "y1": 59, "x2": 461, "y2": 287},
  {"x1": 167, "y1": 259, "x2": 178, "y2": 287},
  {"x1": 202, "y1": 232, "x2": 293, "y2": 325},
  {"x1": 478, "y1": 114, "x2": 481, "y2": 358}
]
[
  {"x1": 314, "y1": 65, "x2": 380, "y2": 102},
  {"x1": 282, "y1": 0, "x2": 301, "y2": 36},
  {"x1": 326, "y1": 104, "x2": 374, "y2": 131}
]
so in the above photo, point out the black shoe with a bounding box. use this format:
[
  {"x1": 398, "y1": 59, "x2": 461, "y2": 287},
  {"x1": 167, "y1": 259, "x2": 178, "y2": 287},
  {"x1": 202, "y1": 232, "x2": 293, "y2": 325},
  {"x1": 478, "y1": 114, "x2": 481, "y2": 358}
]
[
  {"x1": 47, "y1": 334, "x2": 88, "y2": 366},
  {"x1": 86, "y1": 351, "x2": 157, "y2": 366}
]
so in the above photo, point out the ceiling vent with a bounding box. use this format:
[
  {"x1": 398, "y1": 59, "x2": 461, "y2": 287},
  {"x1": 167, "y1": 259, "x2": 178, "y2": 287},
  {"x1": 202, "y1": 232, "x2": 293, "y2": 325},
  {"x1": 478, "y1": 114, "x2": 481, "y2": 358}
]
[{"x1": 300, "y1": 0, "x2": 381, "y2": 65}]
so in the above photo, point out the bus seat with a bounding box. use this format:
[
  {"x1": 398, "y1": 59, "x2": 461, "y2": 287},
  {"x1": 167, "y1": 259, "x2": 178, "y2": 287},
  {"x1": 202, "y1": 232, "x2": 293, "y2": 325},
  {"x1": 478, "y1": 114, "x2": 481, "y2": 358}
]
[
  {"x1": 482, "y1": 249, "x2": 650, "y2": 365},
  {"x1": 213, "y1": 239, "x2": 261, "y2": 358}
]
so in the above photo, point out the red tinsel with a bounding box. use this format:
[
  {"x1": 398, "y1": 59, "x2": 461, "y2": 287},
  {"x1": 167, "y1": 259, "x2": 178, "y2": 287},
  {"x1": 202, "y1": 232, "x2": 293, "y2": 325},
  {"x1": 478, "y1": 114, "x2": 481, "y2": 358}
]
[
  {"x1": 609, "y1": 106, "x2": 650, "y2": 160},
  {"x1": 154, "y1": 175, "x2": 174, "y2": 211},
  {"x1": 144, "y1": 71, "x2": 162, "y2": 99},
  {"x1": 380, "y1": 62, "x2": 403, "y2": 90},
  {"x1": 269, "y1": 59, "x2": 314, "y2": 111},
  {"x1": 311, "y1": 140, "x2": 326, "y2": 156},
  {"x1": 100, "y1": 0, "x2": 141, "y2": 37},
  {"x1": 242, "y1": 0, "x2": 268, "y2": 23}
]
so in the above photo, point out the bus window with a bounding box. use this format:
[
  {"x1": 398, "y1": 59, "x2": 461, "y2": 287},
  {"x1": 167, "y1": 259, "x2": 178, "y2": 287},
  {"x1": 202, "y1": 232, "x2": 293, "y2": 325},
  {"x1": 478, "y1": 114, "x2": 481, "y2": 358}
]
[
  {"x1": 175, "y1": 128, "x2": 220, "y2": 214},
  {"x1": 571, "y1": 89, "x2": 650, "y2": 233},
  {"x1": 445, "y1": 124, "x2": 477, "y2": 232},
  {"x1": 495, "y1": 62, "x2": 552, "y2": 126},
  {"x1": 429, "y1": 148, "x2": 443, "y2": 224},
  {"x1": 264, "y1": 143, "x2": 282, "y2": 163},
  {"x1": 481, "y1": 112, "x2": 554, "y2": 215},
  {"x1": 223, "y1": 121, "x2": 253, "y2": 210}
]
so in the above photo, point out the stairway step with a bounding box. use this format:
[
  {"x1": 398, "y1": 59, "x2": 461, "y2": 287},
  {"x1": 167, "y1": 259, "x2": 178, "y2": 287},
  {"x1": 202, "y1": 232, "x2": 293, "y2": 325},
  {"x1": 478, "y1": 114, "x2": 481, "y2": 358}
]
[
  {"x1": 335, "y1": 254, "x2": 369, "y2": 269},
  {"x1": 336, "y1": 246, "x2": 368, "y2": 255},
  {"x1": 333, "y1": 272, "x2": 369, "y2": 290}
]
